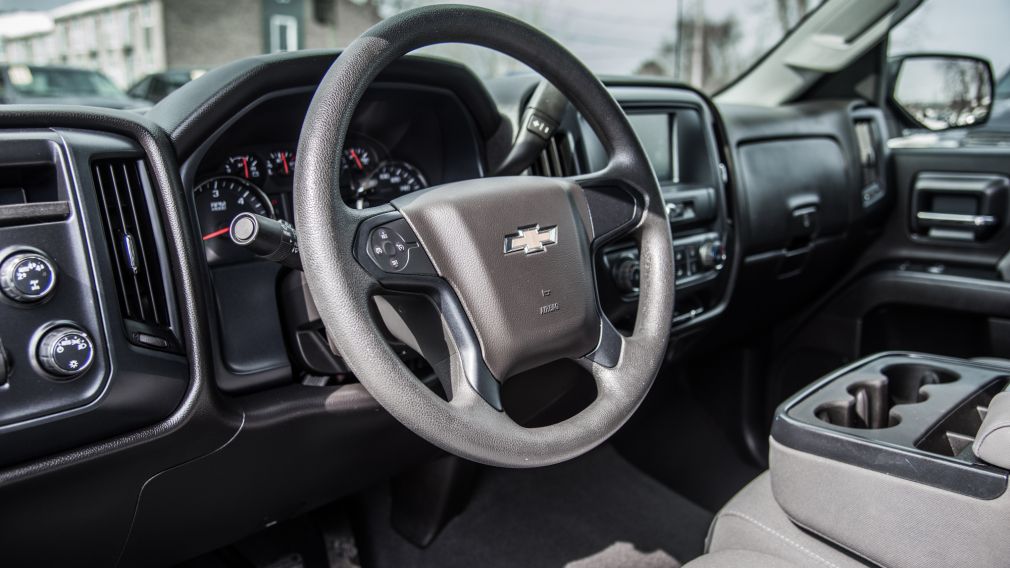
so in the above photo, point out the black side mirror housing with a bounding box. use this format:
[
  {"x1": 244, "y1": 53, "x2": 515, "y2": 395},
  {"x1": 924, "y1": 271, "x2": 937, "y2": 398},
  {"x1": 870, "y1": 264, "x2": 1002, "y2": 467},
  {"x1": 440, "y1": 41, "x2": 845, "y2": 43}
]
[{"x1": 888, "y1": 53, "x2": 995, "y2": 131}]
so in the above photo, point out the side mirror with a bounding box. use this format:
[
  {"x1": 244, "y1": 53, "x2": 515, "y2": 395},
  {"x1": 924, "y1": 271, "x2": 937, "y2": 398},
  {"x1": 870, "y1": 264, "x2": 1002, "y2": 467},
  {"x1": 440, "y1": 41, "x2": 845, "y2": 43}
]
[{"x1": 889, "y1": 54, "x2": 995, "y2": 131}]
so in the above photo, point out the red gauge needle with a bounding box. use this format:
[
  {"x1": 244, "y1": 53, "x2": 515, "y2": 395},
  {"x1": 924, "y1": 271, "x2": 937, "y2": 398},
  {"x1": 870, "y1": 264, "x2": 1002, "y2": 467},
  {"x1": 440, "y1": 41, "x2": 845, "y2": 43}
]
[
  {"x1": 242, "y1": 156, "x2": 250, "y2": 179},
  {"x1": 349, "y1": 149, "x2": 364, "y2": 171},
  {"x1": 281, "y1": 153, "x2": 290, "y2": 175},
  {"x1": 203, "y1": 227, "x2": 230, "y2": 241}
]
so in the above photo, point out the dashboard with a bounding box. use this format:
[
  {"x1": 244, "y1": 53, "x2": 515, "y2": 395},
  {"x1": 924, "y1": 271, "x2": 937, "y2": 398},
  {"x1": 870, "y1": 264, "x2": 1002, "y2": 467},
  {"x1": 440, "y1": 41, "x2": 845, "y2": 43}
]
[
  {"x1": 181, "y1": 79, "x2": 739, "y2": 394},
  {"x1": 0, "y1": 50, "x2": 888, "y2": 566}
]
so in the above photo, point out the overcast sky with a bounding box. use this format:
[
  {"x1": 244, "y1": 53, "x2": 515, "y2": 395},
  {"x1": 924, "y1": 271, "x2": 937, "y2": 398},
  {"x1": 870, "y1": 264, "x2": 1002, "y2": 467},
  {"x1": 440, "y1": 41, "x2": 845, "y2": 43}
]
[
  {"x1": 1, "y1": 0, "x2": 1007, "y2": 82},
  {"x1": 890, "y1": 0, "x2": 1009, "y2": 78}
]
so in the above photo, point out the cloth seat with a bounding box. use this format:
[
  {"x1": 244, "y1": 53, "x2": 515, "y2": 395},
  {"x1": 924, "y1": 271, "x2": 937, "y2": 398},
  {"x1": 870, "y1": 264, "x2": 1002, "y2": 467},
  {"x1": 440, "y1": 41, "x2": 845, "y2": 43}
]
[
  {"x1": 682, "y1": 549, "x2": 799, "y2": 568},
  {"x1": 683, "y1": 472, "x2": 868, "y2": 568}
]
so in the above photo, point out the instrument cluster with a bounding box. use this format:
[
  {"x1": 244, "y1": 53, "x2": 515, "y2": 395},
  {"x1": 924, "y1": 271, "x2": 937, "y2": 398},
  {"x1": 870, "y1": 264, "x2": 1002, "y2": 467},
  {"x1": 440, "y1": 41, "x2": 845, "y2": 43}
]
[{"x1": 194, "y1": 134, "x2": 430, "y2": 265}]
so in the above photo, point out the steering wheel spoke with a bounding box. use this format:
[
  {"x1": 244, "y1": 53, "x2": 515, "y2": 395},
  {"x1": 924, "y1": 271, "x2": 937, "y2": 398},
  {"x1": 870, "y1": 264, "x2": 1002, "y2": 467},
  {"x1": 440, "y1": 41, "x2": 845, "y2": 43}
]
[
  {"x1": 580, "y1": 313, "x2": 625, "y2": 369},
  {"x1": 355, "y1": 210, "x2": 505, "y2": 410},
  {"x1": 565, "y1": 168, "x2": 644, "y2": 249}
]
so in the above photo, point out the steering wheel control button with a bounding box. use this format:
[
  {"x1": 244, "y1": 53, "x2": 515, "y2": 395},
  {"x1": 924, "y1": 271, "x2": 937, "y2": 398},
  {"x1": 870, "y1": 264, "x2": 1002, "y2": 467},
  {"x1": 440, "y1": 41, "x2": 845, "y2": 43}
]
[
  {"x1": 37, "y1": 325, "x2": 95, "y2": 379},
  {"x1": 369, "y1": 225, "x2": 414, "y2": 271},
  {"x1": 1, "y1": 251, "x2": 57, "y2": 303},
  {"x1": 366, "y1": 219, "x2": 431, "y2": 274}
]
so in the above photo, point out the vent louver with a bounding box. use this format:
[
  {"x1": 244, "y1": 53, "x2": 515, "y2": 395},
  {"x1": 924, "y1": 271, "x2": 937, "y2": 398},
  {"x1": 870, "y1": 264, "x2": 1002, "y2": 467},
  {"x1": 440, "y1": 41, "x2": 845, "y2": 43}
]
[
  {"x1": 853, "y1": 118, "x2": 880, "y2": 188},
  {"x1": 531, "y1": 132, "x2": 579, "y2": 177},
  {"x1": 92, "y1": 159, "x2": 169, "y2": 327}
]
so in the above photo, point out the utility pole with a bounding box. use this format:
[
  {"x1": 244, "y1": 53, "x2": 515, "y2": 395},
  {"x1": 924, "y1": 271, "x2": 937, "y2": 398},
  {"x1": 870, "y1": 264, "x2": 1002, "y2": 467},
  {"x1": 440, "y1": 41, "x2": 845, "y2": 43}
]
[
  {"x1": 674, "y1": 0, "x2": 683, "y2": 79},
  {"x1": 690, "y1": 0, "x2": 704, "y2": 87}
]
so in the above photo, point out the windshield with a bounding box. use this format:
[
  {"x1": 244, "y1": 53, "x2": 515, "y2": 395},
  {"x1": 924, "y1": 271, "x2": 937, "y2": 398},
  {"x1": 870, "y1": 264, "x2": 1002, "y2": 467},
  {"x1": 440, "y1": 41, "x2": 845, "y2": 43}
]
[
  {"x1": 4, "y1": 65, "x2": 127, "y2": 99},
  {"x1": 0, "y1": 0, "x2": 824, "y2": 97}
]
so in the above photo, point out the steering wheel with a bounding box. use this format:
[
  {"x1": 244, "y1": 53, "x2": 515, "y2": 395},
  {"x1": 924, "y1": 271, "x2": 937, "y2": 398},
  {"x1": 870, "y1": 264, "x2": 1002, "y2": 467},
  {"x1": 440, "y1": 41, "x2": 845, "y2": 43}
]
[{"x1": 294, "y1": 5, "x2": 674, "y2": 467}]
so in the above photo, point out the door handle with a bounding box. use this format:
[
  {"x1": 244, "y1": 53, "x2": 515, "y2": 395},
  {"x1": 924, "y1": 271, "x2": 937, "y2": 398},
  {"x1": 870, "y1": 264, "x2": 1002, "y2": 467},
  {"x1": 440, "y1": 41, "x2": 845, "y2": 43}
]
[
  {"x1": 915, "y1": 211, "x2": 998, "y2": 228},
  {"x1": 911, "y1": 173, "x2": 1009, "y2": 241}
]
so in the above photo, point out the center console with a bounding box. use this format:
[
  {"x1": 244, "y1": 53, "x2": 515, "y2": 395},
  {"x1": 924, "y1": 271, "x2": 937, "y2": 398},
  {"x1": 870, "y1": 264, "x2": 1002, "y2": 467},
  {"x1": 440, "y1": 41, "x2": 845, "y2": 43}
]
[
  {"x1": 769, "y1": 352, "x2": 1010, "y2": 567},
  {"x1": 593, "y1": 85, "x2": 734, "y2": 333},
  {"x1": 774, "y1": 352, "x2": 1009, "y2": 498}
]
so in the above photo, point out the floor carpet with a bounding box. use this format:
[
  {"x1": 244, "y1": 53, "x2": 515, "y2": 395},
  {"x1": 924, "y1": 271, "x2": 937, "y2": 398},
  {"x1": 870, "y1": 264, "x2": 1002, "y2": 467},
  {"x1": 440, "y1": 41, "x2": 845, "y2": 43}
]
[{"x1": 358, "y1": 445, "x2": 713, "y2": 568}]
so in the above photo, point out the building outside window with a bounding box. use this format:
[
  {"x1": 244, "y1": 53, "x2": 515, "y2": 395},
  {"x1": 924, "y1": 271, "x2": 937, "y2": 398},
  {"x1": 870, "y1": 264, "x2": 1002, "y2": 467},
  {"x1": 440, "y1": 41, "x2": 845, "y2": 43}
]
[
  {"x1": 269, "y1": 14, "x2": 299, "y2": 53},
  {"x1": 0, "y1": 0, "x2": 379, "y2": 90}
]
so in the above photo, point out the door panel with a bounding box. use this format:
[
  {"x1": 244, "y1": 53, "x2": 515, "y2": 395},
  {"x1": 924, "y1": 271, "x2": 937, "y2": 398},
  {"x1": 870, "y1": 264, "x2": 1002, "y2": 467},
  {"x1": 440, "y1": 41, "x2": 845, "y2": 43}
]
[{"x1": 766, "y1": 143, "x2": 1010, "y2": 409}]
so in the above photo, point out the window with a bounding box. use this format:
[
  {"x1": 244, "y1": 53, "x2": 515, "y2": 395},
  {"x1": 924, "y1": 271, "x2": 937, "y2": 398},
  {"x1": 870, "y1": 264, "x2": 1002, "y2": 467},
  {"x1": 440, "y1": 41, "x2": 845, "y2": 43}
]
[
  {"x1": 0, "y1": 0, "x2": 827, "y2": 95},
  {"x1": 269, "y1": 15, "x2": 299, "y2": 54}
]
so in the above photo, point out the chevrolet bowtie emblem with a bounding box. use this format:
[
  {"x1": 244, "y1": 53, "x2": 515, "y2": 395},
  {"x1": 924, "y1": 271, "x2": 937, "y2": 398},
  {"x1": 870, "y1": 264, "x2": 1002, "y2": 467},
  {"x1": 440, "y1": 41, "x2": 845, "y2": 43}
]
[{"x1": 504, "y1": 224, "x2": 558, "y2": 255}]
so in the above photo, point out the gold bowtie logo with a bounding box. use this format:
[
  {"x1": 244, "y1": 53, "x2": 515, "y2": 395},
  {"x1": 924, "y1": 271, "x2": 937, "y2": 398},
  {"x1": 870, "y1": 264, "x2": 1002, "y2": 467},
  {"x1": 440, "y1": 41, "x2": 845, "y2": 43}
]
[{"x1": 504, "y1": 224, "x2": 558, "y2": 255}]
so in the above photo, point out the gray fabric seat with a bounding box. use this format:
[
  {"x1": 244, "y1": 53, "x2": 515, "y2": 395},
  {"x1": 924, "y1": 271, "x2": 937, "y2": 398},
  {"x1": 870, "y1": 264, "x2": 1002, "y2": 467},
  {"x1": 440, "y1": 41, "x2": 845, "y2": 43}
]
[
  {"x1": 683, "y1": 472, "x2": 868, "y2": 568},
  {"x1": 682, "y1": 549, "x2": 799, "y2": 568}
]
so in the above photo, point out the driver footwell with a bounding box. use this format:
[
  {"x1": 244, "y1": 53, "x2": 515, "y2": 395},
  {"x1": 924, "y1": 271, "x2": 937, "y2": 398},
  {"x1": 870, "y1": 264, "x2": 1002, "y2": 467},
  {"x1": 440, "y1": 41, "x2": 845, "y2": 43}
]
[{"x1": 356, "y1": 445, "x2": 712, "y2": 567}]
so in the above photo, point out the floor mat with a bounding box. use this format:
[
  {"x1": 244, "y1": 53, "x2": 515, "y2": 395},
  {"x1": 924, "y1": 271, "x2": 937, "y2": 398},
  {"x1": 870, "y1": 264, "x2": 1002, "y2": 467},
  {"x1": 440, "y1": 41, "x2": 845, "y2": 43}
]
[
  {"x1": 613, "y1": 373, "x2": 764, "y2": 513},
  {"x1": 358, "y1": 445, "x2": 713, "y2": 568}
]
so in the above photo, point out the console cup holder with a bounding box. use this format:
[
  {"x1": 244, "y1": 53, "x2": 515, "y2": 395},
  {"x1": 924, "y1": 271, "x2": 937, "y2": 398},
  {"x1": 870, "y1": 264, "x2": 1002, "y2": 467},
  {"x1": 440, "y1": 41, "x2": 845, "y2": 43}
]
[
  {"x1": 881, "y1": 364, "x2": 959, "y2": 404},
  {"x1": 815, "y1": 364, "x2": 959, "y2": 429}
]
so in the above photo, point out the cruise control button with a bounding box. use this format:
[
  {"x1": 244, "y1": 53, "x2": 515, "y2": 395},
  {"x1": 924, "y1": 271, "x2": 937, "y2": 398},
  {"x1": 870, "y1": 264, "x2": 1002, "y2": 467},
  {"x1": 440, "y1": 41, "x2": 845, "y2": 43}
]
[
  {"x1": 361, "y1": 217, "x2": 438, "y2": 277},
  {"x1": 368, "y1": 224, "x2": 417, "y2": 273}
]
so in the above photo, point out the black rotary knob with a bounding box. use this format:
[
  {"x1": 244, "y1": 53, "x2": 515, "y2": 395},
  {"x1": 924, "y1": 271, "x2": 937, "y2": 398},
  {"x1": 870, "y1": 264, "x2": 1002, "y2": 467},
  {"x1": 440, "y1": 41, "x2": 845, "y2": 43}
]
[
  {"x1": 1, "y1": 251, "x2": 57, "y2": 303},
  {"x1": 699, "y1": 240, "x2": 726, "y2": 269},
  {"x1": 37, "y1": 325, "x2": 94, "y2": 378},
  {"x1": 612, "y1": 259, "x2": 641, "y2": 294}
]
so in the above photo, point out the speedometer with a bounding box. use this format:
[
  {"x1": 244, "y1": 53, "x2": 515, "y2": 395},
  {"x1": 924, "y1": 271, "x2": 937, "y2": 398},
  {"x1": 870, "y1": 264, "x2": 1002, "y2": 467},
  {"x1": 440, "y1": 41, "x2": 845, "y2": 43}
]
[
  {"x1": 355, "y1": 161, "x2": 428, "y2": 207},
  {"x1": 194, "y1": 176, "x2": 274, "y2": 264}
]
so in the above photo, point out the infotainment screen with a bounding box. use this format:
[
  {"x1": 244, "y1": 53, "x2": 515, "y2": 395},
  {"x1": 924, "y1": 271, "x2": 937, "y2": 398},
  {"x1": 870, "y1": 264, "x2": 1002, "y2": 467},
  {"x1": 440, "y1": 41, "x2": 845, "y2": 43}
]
[{"x1": 627, "y1": 113, "x2": 675, "y2": 182}]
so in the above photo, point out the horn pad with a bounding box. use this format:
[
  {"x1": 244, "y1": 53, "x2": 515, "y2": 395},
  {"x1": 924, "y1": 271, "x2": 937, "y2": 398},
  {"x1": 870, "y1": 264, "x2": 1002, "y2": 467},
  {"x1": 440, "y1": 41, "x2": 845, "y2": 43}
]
[{"x1": 395, "y1": 176, "x2": 601, "y2": 380}]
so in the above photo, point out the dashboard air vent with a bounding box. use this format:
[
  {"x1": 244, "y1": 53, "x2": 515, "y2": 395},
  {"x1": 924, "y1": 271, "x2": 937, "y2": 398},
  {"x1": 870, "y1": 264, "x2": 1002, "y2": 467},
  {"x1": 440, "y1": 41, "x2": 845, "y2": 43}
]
[
  {"x1": 531, "y1": 132, "x2": 579, "y2": 177},
  {"x1": 853, "y1": 118, "x2": 880, "y2": 188},
  {"x1": 92, "y1": 159, "x2": 169, "y2": 327}
]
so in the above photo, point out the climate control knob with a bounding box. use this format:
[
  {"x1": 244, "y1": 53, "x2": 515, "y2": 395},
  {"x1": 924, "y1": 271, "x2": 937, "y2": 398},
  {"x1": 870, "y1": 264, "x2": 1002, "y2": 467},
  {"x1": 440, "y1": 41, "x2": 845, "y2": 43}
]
[
  {"x1": 1, "y1": 251, "x2": 57, "y2": 303},
  {"x1": 612, "y1": 259, "x2": 641, "y2": 294},
  {"x1": 699, "y1": 240, "x2": 726, "y2": 270},
  {"x1": 37, "y1": 325, "x2": 94, "y2": 378}
]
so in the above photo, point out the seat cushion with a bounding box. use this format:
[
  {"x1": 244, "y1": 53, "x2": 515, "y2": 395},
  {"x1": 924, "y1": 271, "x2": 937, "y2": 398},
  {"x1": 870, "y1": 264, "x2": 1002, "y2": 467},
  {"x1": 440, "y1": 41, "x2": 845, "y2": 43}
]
[
  {"x1": 682, "y1": 549, "x2": 799, "y2": 568},
  {"x1": 704, "y1": 472, "x2": 868, "y2": 568}
]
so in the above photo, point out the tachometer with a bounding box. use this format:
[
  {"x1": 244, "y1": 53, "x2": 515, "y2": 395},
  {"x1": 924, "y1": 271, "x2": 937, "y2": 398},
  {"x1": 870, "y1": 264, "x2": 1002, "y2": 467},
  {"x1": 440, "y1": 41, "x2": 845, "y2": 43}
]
[
  {"x1": 194, "y1": 176, "x2": 274, "y2": 264},
  {"x1": 223, "y1": 154, "x2": 264, "y2": 181},
  {"x1": 355, "y1": 161, "x2": 428, "y2": 208}
]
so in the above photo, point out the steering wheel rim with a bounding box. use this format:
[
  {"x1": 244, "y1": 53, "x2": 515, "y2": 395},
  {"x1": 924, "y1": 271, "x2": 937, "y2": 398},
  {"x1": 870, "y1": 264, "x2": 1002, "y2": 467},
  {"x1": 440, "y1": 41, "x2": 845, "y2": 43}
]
[{"x1": 294, "y1": 5, "x2": 674, "y2": 467}]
